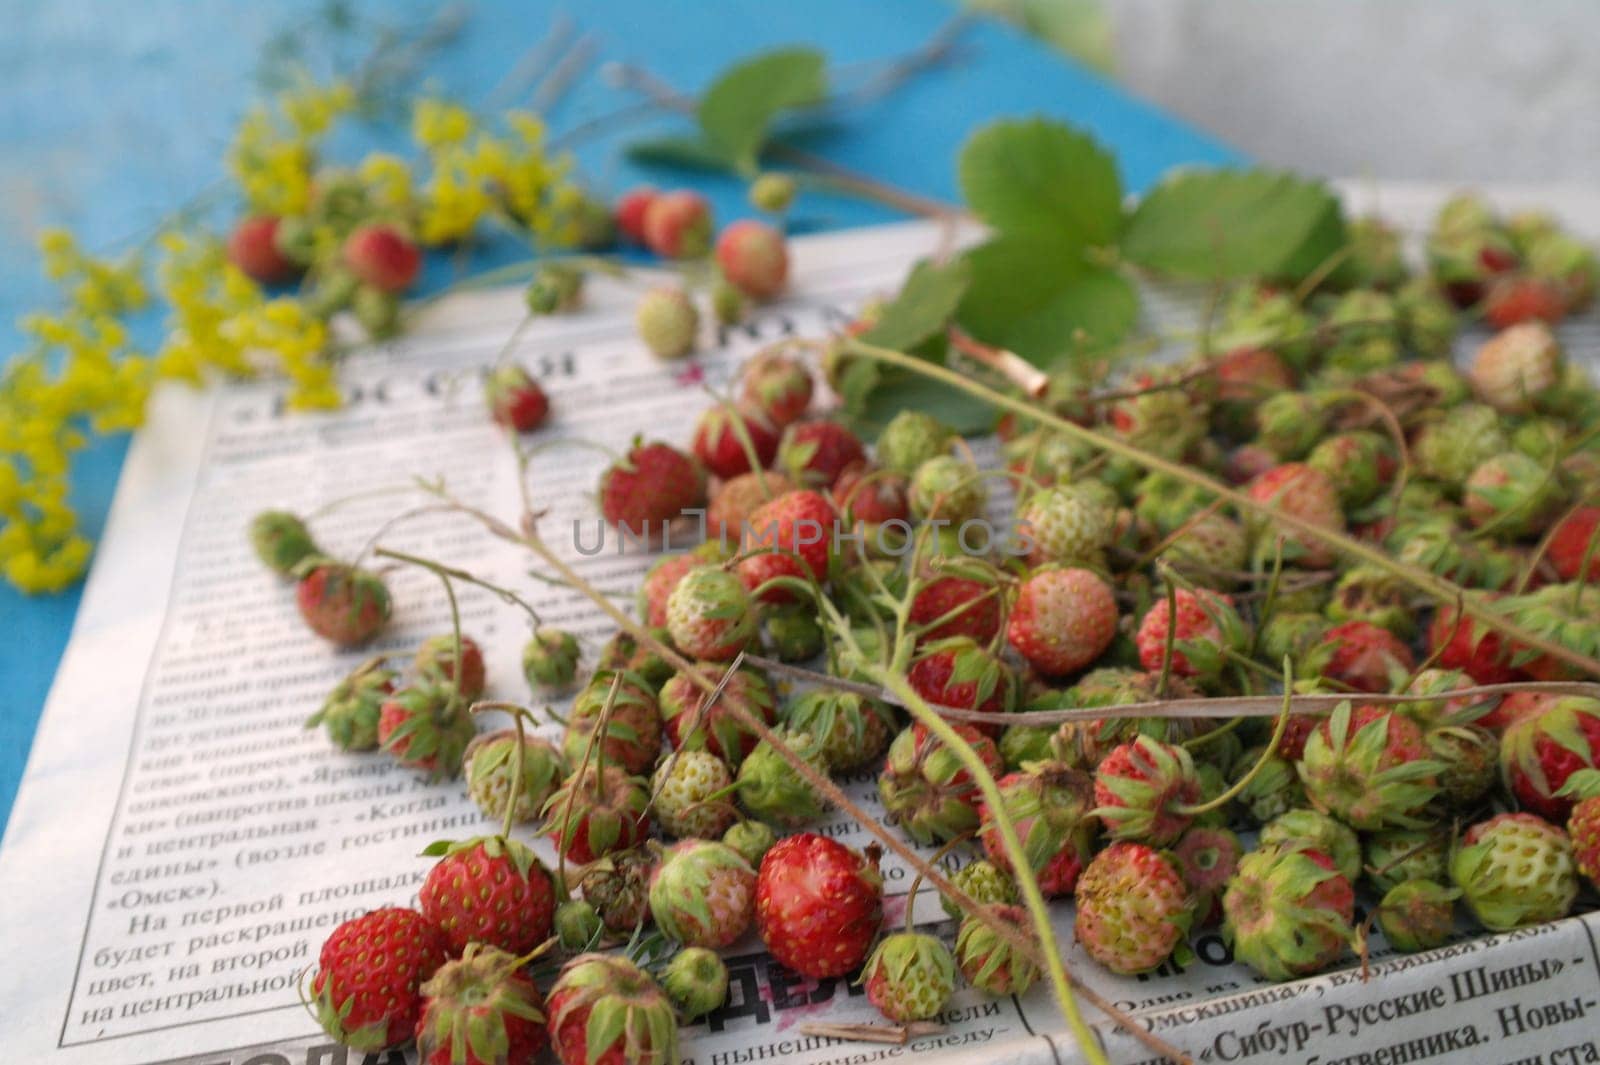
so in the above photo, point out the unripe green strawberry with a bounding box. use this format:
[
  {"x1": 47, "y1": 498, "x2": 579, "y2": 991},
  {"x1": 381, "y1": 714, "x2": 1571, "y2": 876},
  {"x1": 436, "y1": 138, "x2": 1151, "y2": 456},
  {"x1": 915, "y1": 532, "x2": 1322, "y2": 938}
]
[
  {"x1": 749, "y1": 172, "x2": 796, "y2": 214},
  {"x1": 1214, "y1": 285, "x2": 1317, "y2": 371},
  {"x1": 595, "y1": 629, "x2": 675, "y2": 691},
  {"x1": 956, "y1": 904, "x2": 1038, "y2": 996},
  {"x1": 463, "y1": 729, "x2": 565, "y2": 825},
  {"x1": 306, "y1": 659, "x2": 396, "y2": 751},
  {"x1": 635, "y1": 286, "x2": 699, "y2": 359},
  {"x1": 710, "y1": 278, "x2": 746, "y2": 325},
  {"x1": 782, "y1": 689, "x2": 892, "y2": 773},
  {"x1": 908, "y1": 455, "x2": 984, "y2": 522},
  {"x1": 1364, "y1": 830, "x2": 1449, "y2": 895},
  {"x1": 1018, "y1": 484, "x2": 1113, "y2": 568},
  {"x1": 1256, "y1": 391, "x2": 1330, "y2": 460},
  {"x1": 1412, "y1": 404, "x2": 1509, "y2": 488},
  {"x1": 877, "y1": 410, "x2": 953, "y2": 475},
  {"x1": 722, "y1": 818, "x2": 777, "y2": 866},
  {"x1": 1223, "y1": 845, "x2": 1354, "y2": 981},
  {"x1": 940, "y1": 858, "x2": 1017, "y2": 919},
  {"x1": 764, "y1": 605, "x2": 826, "y2": 662},
  {"x1": 1074, "y1": 841, "x2": 1195, "y2": 974},
  {"x1": 1395, "y1": 279, "x2": 1460, "y2": 359},
  {"x1": 860, "y1": 932, "x2": 956, "y2": 1023},
  {"x1": 1324, "y1": 564, "x2": 1413, "y2": 637},
  {"x1": 1464, "y1": 452, "x2": 1564, "y2": 538},
  {"x1": 1468, "y1": 321, "x2": 1562, "y2": 414},
  {"x1": 879, "y1": 722, "x2": 1003, "y2": 845},
  {"x1": 1109, "y1": 371, "x2": 1207, "y2": 460},
  {"x1": 1307, "y1": 430, "x2": 1394, "y2": 511},
  {"x1": 1322, "y1": 289, "x2": 1401, "y2": 377},
  {"x1": 1233, "y1": 746, "x2": 1305, "y2": 825},
  {"x1": 1340, "y1": 216, "x2": 1408, "y2": 289},
  {"x1": 522, "y1": 626, "x2": 580, "y2": 691},
  {"x1": 649, "y1": 839, "x2": 756, "y2": 948},
  {"x1": 379, "y1": 684, "x2": 476, "y2": 781},
  {"x1": 737, "y1": 726, "x2": 831, "y2": 827},
  {"x1": 1377, "y1": 879, "x2": 1459, "y2": 953},
  {"x1": 555, "y1": 898, "x2": 604, "y2": 952},
  {"x1": 666, "y1": 565, "x2": 758, "y2": 661},
  {"x1": 413, "y1": 633, "x2": 487, "y2": 702},
  {"x1": 663, "y1": 947, "x2": 728, "y2": 1020},
  {"x1": 652, "y1": 750, "x2": 738, "y2": 840},
  {"x1": 353, "y1": 285, "x2": 400, "y2": 339},
  {"x1": 1167, "y1": 513, "x2": 1249, "y2": 577},
  {"x1": 1259, "y1": 809, "x2": 1361, "y2": 883},
  {"x1": 525, "y1": 262, "x2": 584, "y2": 314},
  {"x1": 1426, "y1": 723, "x2": 1497, "y2": 807},
  {"x1": 1451, "y1": 812, "x2": 1577, "y2": 931},
  {"x1": 250, "y1": 509, "x2": 320, "y2": 576},
  {"x1": 1132, "y1": 471, "x2": 1218, "y2": 534}
]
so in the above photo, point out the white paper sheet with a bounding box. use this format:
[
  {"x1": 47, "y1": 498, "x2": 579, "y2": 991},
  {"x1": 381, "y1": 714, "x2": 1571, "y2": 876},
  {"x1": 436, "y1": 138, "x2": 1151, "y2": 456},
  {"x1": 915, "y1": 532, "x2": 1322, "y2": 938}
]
[{"x1": 5, "y1": 191, "x2": 1600, "y2": 1065}]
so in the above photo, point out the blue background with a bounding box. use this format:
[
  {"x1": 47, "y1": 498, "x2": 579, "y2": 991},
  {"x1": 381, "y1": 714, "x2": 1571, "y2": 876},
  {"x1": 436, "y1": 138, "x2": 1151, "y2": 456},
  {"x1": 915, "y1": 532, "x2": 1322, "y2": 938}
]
[{"x1": 0, "y1": 0, "x2": 1236, "y2": 829}]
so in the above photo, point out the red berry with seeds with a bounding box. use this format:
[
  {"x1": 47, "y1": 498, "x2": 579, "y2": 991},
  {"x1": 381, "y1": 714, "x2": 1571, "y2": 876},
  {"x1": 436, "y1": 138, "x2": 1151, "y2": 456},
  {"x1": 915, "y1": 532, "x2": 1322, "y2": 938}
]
[
  {"x1": 755, "y1": 833, "x2": 884, "y2": 978},
  {"x1": 880, "y1": 721, "x2": 1004, "y2": 844},
  {"x1": 659, "y1": 664, "x2": 777, "y2": 766},
  {"x1": 911, "y1": 573, "x2": 1002, "y2": 646},
  {"x1": 1134, "y1": 587, "x2": 1242, "y2": 681},
  {"x1": 978, "y1": 762, "x2": 1097, "y2": 896},
  {"x1": 1299, "y1": 703, "x2": 1440, "y2": 830},
  {"x1": 547, "y1": 954, "x2": 677, "y2": 1065},
  {"x1": 562, "y1": 670, "x2": 662, "y2": 776},
  {"x1": 310, "y1": 907, "x2": 449, "y2": 1051},
  {"x1": 1549, "y1": 507, "x2": 1600, "y2": 583},
  {"x1": 1485, "y1": 274, "x2": 1568, "y2": 329},
  {"x1": 379, "y1": 685, "x2": 476, "y2": 782},
  {"x1": 414, "y1": 944, "x2": 547, "y2": 1065},
  {"x1": 614, "y1": 186, "x2": 658, "y2": 244},
  {"x1": 343, "y1": 222, "x2": 422, "y2": 292},
  {"x1": 642, "y1": 189, "x2": 712, "y2": 259},
  {"x1": 776, "y1": 418, "x2": 866, "y2": 489},
  {"x1": 832, "y1": 462, "x2": 911, "y2": 528},
  {"x1": 1093, "y1": 736, "x2": 1202, "y2": 846},
  {"x1": 413, "y1": 633, "x2": 487, "y2": 702},
  {"x1": 707, "y1": 470, "x2": 792, "y2": 542},
  {"x1": 1074, "y1": 841, "x2": 1195, "y2": 975},
  {"x1": 691, "y1": 405, "x2": 779, "y2": 479},
  {"x1": 1246, "y1": 462, "x2": 1345, "y2": 568},
  {"x1": 420, "y1": 836, "x2": 555, "y2": 956},
  {"x1": 666, "y1": 564, "x2": 759, "y2": 660},
  {"x1": 540, "y1": 765, "x2": 650, "y2": 865},
  {"x1": 1318, "y1": 620, "x2": 1416, "y2": 693},
  {"x1": 1008, "y1": 566, "x2": 1117, "y2": 677},
  {"x1": 296, "y1": 560, "x2": 391, "y2": 646},
  {"x1": 599, "y1": 440, "x2": 706, "y2": 529},
  {"x1": 736, "y1": 488, "x2": 835, "y2": 602},
  {"x1": 715, "y1": 219, "x2": 789, "y2": 300},
  {"x1": 1223, "y1": 845, "x2": 1354, "y2": 981},
  {"x1": 484, "y1": 364, "x2": 549, "y2": 431},
  {"x1": 648, "y1": 839, "x2": 756, "y2": 949},
  {"x1": 1427, "y1": 603, "x2": 1516, "y2": 685},
  {"x1": 739, "y1": 349, "x2": 813, "y2": 427},
  {"x1": 226, "y1": 215, "x2": 297, "y2": 284},
  {"x1": 1567, "y1": 784, "x2": 1600, "y2": 891},
  {"x1": 905, "y1": 637, "x2": 1015, "y2": 734},
  {"x1": 1500, "y1": 698, "x2": 1600, "y2": 820}
]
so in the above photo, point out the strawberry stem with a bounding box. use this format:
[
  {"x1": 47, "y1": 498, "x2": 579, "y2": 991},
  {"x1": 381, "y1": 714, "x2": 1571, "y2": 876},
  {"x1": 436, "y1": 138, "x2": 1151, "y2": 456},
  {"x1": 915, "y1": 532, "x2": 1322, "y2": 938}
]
[
  {"x1": 468, "y1": 700, "x2": 542, "y2": 841},
  {"x1": 374, "y1": 545, "x2": 546, "y2": 626},
  {"x1": 1177, "y1": 658, "x2": 1295, "y2": 816}
]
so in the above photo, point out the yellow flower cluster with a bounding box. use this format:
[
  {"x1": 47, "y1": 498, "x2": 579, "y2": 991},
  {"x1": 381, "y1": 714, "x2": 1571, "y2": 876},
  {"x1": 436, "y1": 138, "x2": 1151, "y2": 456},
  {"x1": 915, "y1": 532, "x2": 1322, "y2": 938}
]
[{"x1": 227, "y1": 81, "x2": 355, "y2": 217}]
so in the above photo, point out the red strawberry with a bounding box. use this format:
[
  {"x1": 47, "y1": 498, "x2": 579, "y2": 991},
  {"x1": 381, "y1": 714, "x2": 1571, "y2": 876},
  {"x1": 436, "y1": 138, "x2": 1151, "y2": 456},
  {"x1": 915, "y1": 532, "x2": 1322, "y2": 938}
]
[
  {"x1": 310, "y1": 907, "x2": 449, "y2": 1051},
  {"x1": 563, "y1": 670, "x2": 663, "y2": 776},
  {"x1": 1570, "y1": 792, "x2": 1600, "y2": 891},
  {"x1": 911, "y1": 574, "x2": 1002, "y2": 646},
  {"x1": 1008, "y1": 567, "x2": 1117, "y2": 677},
  {"x1": 665, "y1": 564, "x2": 758, "y2": 660},
  {"x1": 659, "y1": 664, "x2": 777, "y2": 766},
  {"x1": 739, "y1": 349, "x2": 813, "y2": 427},
  {"x1": 1212, "y1": 346, "x2": 1295, "y2": 437},
  {"x1": 226, "y1": 215, "x2": 297, "y2": 284},
  {"x1": 776, "y1": 419, "x2": 865, "y2": 489},
  {"x1": 1427, "y1": 603, "x2": 1516, "y2": 685},
  {"x1": 832, "y1": 462, "x2": 911, "y2": 526},
  {"x1": 879, "y1": 721, "x2": 1004, "y2": 844},
  {"x1": 715, "y1": 219, "x2": 789, "y2": 300},
  {"x1": 1299, "y1": 703, "x2": 1439, "y2": 829},
  {"x1": 736, "y1": 489, "x2": 835, "y2": 602},
  {"x1": 1549, "y1": 507, "x2": 1600, "y2": 583},
  {"x1": 707, "y1": 470, "x2": 792, "y2": 543},
  {"x1": 647, "y1": 839, "x2": 756, "y2": 948},
  {"x1": 413, "y1": 633, "x2": 486, "y2": 702},
  {"x1": 1276, "y1": 714, "x2": 1326, "y2": 761},
  {"x1": 690, "y1": 405, "x2": 779, "y2": 479},
  {"x1": 1500, "y1": 698, "x2": 1600, "y2": 820},
  {"x1": 420, "y1": 836, "x2": 555, "y2": 955},
  {"x1": 1484, "y1": 274, "x2": 1568, "y2": 330},
  {"x1": 378, "y1": 685, "x2": 476, "y2": 781},
  {"x1": 1134, "y1": 587, "x2": 1241, "y2": 680},
  {"x1": 547, "y1": 954, "x2": 677, "y2": 1065},
  {"x1": 905, "y1": 637, "x2": 1014, "y2": 734},
  {"x1": 599, "y1": 440, "x2": 706, "y2": 529},
  {"x1": 1318, "y1": 620, "x2": 1416, "y2": 693},
  {"x1": 1246, "y1": 462, "x2": 1345, "y2": 568},
  {"x1": 978, "y1": 762, "x2": 1097, "y2": 896},
  {"x1": 1223, "y1": 846, "x2": 1354, "y2": 980},
  {"x1": 1224, "y1": 443, "x2": 1279, "y2": 485},
  {"x1": 296, "y1": 561, "x2": 391, "y2": 646},
  {"x1": 614, "y1": 186, "x2": 658, "y2": 244},
  {"x1": 540, "y1": 765, "x2": 650, "y2": 865},
  {"x1": 343, "y1": 223, "x2": 422, "y2": 292},
  {"x1": 642, "y1": 189, "x2": 712, "y2": 259},
  {"x1": 1481, "y1": 690, "x2": 1558, "y2": 734},
  {"x1": 755, "y1": 833, "x2": 884, "y2": 978},
  {"x1": 1092, "y1": 736, "x2": 1202, "y2": 846},
  {"x1": 639, "y1": 552, "x2": 700, "y2": 628},
  {"x1": 484, "y1": 364, "x2": 549, "y2": 431},
  {"x1": 415, "y1": 944, "x2": 547, "y2": 1065},
  {"x1": 1074, "y1": 841, "x2": 1195, "y2": 974}
]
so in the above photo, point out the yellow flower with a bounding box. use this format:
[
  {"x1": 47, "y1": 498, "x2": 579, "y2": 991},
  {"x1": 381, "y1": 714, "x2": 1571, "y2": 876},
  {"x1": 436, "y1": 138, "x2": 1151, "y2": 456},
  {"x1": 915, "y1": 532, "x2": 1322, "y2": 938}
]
[
  {"x1": 413, "y1": 98, "x2": 475, "y2": 150},
  {"x1": 360, "y1": 152, "x2": 414, "y2": 212}
]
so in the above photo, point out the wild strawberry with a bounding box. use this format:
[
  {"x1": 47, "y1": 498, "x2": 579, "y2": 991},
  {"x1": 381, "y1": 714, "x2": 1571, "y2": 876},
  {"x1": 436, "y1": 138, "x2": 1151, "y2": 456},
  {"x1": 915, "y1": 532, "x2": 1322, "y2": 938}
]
[
  {"x1": 1565, "y1": 773, "x2": 1600, "y2": 890},
  {"x1": 911, "y1": 573, "x2": 1002, "y2": 646},
  {"x1": 879, "y1": 722, "x2": 1003, "y2": 845},
  {"x1": 1109, "y1": 371, "x2": 1207, "y2": 461},
  {"x1": 414, "y1": 633, "x2": 487, "y2": 702},
  {"x1": 343, "y1": 222, "x2": 421, "y2": 292},
  {"x1": 1223, "y1": 845, "x2": 1354, "y2": 981},
  {"x1": 306, "y1": 659, "x2": 396, "y2": 751},
  {"x1": 310, "y1": 907, "x2": 449, "y2": 1051},
  {"x1": 525, "y1": 262, "x2": 584, "y2": 314},
  {"x1": 648, "y1": 839, "x2": 756, "y2": 948},
  {"x1": 1363, "y1": 829, "x2": 1449, "y2": 895},
  {"x1": 578, "y1": 847, "x2": 656, "y2": 934},
  {"x1": 1485, "y1": 274, "x2": 1567, "y2": 329},
  {"x1": 749, "y1": 172, "x2": 796, "y2": 214},
  {"x1": 522, "y1": 626, "x2": 581, "y2": 691},
  {"x1": 736, "y1": 489, "x2": 835, "y2": 602},
  {"x1": 781, "y1": 689, "x2": 893, "y2": 773},
  {"x1": 1499, "y1": 697, "x2": 1600, "y2": 819},
  {"x1": 296, "y1": 560, "x2": 391, "y2": 646},
  {"x1": 414, "y1": 944, "x2": 547, "y2": 1065},
  {"x1": 463, "y1": 730, "x2": 565, "y2": 825},
  {"x1": 737, "y1": 726, "x2": 832, "y2": 826},
  {"x1": 1134, "y1": 587, "x2": 1246, "y2": 681},
  {"x1": 691, "y1": 404, "x2": 779, "y2": 479},
  {"x1": 420, "y1": 835, "x2": 556, "y2": 955},
  {"x1": 765, "y1": 603, "x2": 826, "y2": 661},
  {"x1": 1482, "y1": 689, "x2": 1558, "y2": 733},
  {"x1": 483, "y1": 364, "x2": 549, "y2": 432},
  {"x1": 642, "y1": 189, "x2": 712, "y2": 259},
  {"x1": 1468, "y1": 321, "x2": 1562, "y2": 414},
  {"x1": 1246, "y1": 463, "x2": 1345, "y2": 568},
  {"x1": 908, "y1": 454, "x2": 985, "y2": 522},
  {"x1": 651, "y1": 749, "x2": 738, "y2": 839},
  {"x1": 1548, "y1": 506, "x2": 1600, "y2": 582},
  {"x1": 541, "y1": 765, "x2": 650, "y2": 864},
  {"x1": 738, "y1": 348, "x2": 813, "y2": 427},
  {"x1": 860, "y1": 932, "x2": 956, "y2": 1022},
  {"x1": 1211, "y1": 346, "x2": 1295, "y2": 439},
  {"x1": 1074, "y1": 842, "x2": 1195, "y2": 975},
  {"x1": 832, "y1": 462, "x2": 911, "y2": 529},
  {"x1": 1167, "y1": 513, "x2": 1249, "y2": 577},
  {"x1": 1297, "y1": 703, "x2": 1439, "y2": 830},
  {"x1": 723, "y1": 818, "x2": 777, "y2": 866},
  {"x1": 662, "y1": 946, "x2": 729, "y2": 1020},
  {"x1": 1018, "y1": 485, "x2": 1114, "y2": 568},
  {"x1": 563, "y1": 669, "x2": 662, "y2": 776},
  {"x1": 955, "y1": 904, "x2": 1037, "y2": 996},
  {"x1": 658, "y1": 664, "x2": 777, "y2": 766},
  {"x1": 1464, "y1": 452, "x2": 1563, "y2": 537},
  {"x1": 1171, "y1": 826, "x2": 1243, "y2": 927},
  {"x1": 1502, "y1": 583, "x2": 1600, "y2": 681},
  {"x1": 1427, "y1": 603, "x2": 1516, "y2": 685},
  {"x1": 614, "y1": 185, "x2": 658, "y2": 244},
  {"x1": 776, "y1": 419, "x2": 865, "y2": 489},
  {"x1": 1233, "y1": 746, "x2": 1305, "y2": 825},
  {"x1": 250, "y1": 509, "x2": 321, "y2": 576},
  {"x1": 940, "y1": 858, "x2": 1018, "y2": 919},
  {"x1": 1258, "y1": 808, "x2": 1361, "y2": 883},
  {"x1": 227, "y1": 215, "x2": 297, "y2": 284},
  {"x1": 379, "y1": 685, "x2": 476, "y2": 781},
  {"x1": 665, "y1": 565, "x2": 758, "y2": 660},
  {"x1": 1306, "y1": 430, "x2": 1396, "y2": 511},
  {"x1": 599, "y1": 440, "x2": 706, "y2": 530},
  {"x1": 547, "y1": 954, "x2": 677, "y2": 1065},
  {"x1": 1315, "y1": 620, "x2": 1415, "y2": 693},
  {"x1": 707, "y1": 470, "x2": 792, "y2": 543},
  {"x1": 635, "y1": 286, "x2": 699, "y2": 359},
  {"x1": 876, "y1": 410, "x2": 954, "y2": 475},
  {"x1": 1450, "y1": 812, "x2": 1577, "y2": 931},
  {"x1": 1092, "y1": 736, "x2": 1202, "y2": 846},
  {"x1": 1255, "y1": 391, "x2": 1331, "y2": 460},
  {"x1": 755, "y1": 833, "x2": 883, "y2": 978},
  {"x1": 1412, "y1": 404, "x2": 1509, "y2": 489},
  {"x1": 905, "y1": 637, "x2": 1015, "y2": 734},
  {"x1": 977, "y1": 762, "x2": 1097, "y2": 896},
  {"x1": 639, "y1": 552, "x2": 700, "y2": 628},
  {"x1": 1372, "y1": 879, "x2": 1457, "y2": 954},
  {"x1": 1008, "y1": 567, "x2": 1116, "y2": 677},
  {"x1": 1427, "y1": 722, "x2": 1499, "y2": 807},
  {"x1": 715, "y1": 219, "x2": 789, "y2": 300}
]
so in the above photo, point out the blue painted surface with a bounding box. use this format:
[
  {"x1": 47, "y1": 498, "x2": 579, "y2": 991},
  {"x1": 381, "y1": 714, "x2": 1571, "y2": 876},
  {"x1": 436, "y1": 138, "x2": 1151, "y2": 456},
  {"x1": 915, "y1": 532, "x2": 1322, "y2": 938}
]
[{"x1": 0, "y1": 0, "x2": 1238, "y2": 827}]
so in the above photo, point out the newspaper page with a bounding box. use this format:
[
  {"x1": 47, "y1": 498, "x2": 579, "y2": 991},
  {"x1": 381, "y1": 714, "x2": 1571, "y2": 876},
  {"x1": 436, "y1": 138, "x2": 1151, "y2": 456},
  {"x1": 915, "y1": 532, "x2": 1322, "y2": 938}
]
[{"x1": 4, "y1": 193, "x2": 1600, "y2": 1065}]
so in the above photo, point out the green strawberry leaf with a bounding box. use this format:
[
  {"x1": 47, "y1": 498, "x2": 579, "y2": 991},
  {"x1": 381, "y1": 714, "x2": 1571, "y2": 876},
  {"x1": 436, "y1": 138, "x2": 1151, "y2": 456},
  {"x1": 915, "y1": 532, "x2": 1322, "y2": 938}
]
[
  {"x1": 858, "y1": 257, "x2": 972, "y2": 352},
  {"x1": 625, "y1": 135, "x2": 736, "y2": 172},
  {"x1": 697, "y1": 47, "x2": 827, "y2": 173},
  {"x1": 955, "y1": 233, "x2": 1138, "y2": 366},
  {"x1": 1121, "y1": 167, "x2": 1347, "y2": 281},
  {"x1": 842, "y1": 362, "x2": 996, "y2": 438},
  {"x1": 958, "y1": 117, "x2": 1123, "y2": 246}
]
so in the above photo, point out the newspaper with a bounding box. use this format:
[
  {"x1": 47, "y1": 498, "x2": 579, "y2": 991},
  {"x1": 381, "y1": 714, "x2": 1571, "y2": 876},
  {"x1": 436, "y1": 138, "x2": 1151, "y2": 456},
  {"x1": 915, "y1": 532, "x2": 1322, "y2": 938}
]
[{"x1": 5, "y1": 192, "x2": 1600, "y2": 1065}]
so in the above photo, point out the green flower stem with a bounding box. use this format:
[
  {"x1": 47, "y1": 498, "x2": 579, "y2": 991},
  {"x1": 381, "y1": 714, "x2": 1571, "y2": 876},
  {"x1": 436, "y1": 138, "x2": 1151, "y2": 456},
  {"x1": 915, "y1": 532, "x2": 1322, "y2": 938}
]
[
  {"x1": 374, "y1": 545, "x2": 545, "y2": 626},
  {"x1": 468, "y1": 700, "x2": 541, "y2": 840},
  {"x1": 841, "y1": 336, "x2": 1600, "y2": 681},
  {"x1": 1177, "y1": 660, "x2": 1295, "y2": 817}
]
